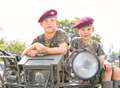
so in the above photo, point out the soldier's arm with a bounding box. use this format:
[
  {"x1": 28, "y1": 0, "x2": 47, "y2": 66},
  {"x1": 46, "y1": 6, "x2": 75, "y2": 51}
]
[
  {"x1": 41, "y1": 30, "x2": 69, "y2": 55},
  {"x1": 22, "y1": 44, "x2": 37, "y2": 56},
  {"x1": 30, "y1": 31, "x2": 69, "y2": 55},
  {"x1": 97, "y1": 44, "x2": 112, "y2": 72},
  {"x1": 22, "y1": 36, "x2": 42, "y2": 56},
  {"x1": 29, "y1": 42, "x2": 68, "y2": 55},
  {"x1": 43, "y1": 42, "x2": 68, "y2": 55},
  {"x1": 99, "y1": 55, "x2": 105, "y2": 66},
  {"x1": 69, "y1": 37, "x2": 79, "y2": 52},
  {"x1": 97, "y1": 44, "x2": 106, "y2": 65}
]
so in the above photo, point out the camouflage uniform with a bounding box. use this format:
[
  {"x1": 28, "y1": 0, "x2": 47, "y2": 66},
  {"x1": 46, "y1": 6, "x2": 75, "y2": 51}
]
[
  {"x1": 32, "y1": 30, "x2": 69, "y2": 48},
  {"x1": 70, "y1": 37, "x2": 109, "y2": 86},
  {"x1": 32, "y1": 29, "x2": 69, "y2": 82},
  {"x1": 70, "y1": 37, "x2": 104, "y2": 56},
  {"x1": 71, "y1": 17, "x2": 114, "y2": 88}
]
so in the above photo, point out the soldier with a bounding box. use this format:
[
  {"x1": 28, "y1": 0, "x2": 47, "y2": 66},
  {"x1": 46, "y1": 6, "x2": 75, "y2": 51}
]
[
  {"x1": 22, "y1": 9, "x2": 69, "y2": 57},
  {"x1": 21, "y1": 9, "x2": 69, "y2": 84},
  {"x1": 70, "y1": 17, "x2": 118, "y2": 88}
]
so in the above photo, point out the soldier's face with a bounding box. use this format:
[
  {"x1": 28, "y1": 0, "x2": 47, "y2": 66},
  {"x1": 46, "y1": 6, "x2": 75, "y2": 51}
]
[
  {"x1": 40, "y1": 17, "x2": 58, "y2": 33},
  {"x1": 78, "y1": 26, "x2": 94, "y2": 40}
]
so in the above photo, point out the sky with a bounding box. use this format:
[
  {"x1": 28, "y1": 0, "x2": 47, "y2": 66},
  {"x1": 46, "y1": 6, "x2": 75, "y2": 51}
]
[{"x1": 0, "y1": 0, "x2": 120, "y2": 53}]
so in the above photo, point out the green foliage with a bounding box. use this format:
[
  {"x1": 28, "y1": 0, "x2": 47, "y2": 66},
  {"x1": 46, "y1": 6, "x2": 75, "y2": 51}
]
[
  {"x1": 6, "y1": 41, "x2": 26, "y2": 55},
  {"x1": 0, "y1": 38, "x2": 7, "y2": 49},
  {"x1": 59, "y1": 19, "x2": 78, "y2": 38},
  {"x1": 0, "y1": 38, "x2": 5, "y2": 44},
  {"x1": 0, "y1": 39, "x2": 27, "y2": 55},
  {"x1": 92, "y1": 33, "x2": 101, "y2": 43}
]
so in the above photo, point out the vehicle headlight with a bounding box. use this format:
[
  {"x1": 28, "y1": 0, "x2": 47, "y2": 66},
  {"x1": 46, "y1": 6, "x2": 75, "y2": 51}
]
[{"x1": 72, "y1": 50, "x2": 100, "y2": 80}]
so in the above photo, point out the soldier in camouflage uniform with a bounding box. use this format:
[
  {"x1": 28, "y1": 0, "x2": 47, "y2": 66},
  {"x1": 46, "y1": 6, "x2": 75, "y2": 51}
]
[
  {"x1": 70, "y1": 17, "x2": 114, "y2": 88},
  {"x1": 21, "y1": 9, "x2": 69, "y2": 84},
  {"x1": 22, "y1": 9, "x2": 69, "y2": 56}
]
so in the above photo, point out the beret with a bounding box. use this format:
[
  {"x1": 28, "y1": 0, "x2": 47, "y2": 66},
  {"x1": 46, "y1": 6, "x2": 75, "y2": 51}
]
[
  {"x1": 38, "y1": 9, "x2": 57, "y2": 22},
  {"x1": 73, "y1": 17, "x2": 94, "y2": 29}
]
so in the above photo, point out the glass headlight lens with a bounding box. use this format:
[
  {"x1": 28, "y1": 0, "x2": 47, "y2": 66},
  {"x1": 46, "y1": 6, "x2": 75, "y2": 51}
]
[{"x1": 72, "y1": 51, "x2": 99, "y2": 80}]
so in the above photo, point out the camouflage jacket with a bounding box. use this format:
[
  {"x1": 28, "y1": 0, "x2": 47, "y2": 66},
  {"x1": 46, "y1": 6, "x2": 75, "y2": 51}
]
[
  {"x1": 70, "y1": 37, "x2": 105, "y2": 56},
  {"x1": 69, "y1": 37, "x2": 105, "y2": 83},
  {"x1": 32, "y1": 30, "x2": 69, "y2": 47}
]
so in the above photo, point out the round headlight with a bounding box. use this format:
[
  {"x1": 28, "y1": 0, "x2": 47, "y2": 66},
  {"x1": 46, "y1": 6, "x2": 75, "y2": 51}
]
[{"x1": 72, "y1": 51, "x2": 100, "y2": 80}]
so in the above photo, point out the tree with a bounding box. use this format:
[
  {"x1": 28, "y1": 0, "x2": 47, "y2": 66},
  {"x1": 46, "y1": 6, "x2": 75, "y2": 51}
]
[
  {"x1": 59, "y1": 19, "x2": 79, "y2": 39},
  {"x1": 0, "y1": 38, "x2": 6, "y2": 49},
  {"x1": 6, "y1": 41, "x2": 26, "y2": 55},
  {"x1": 0, "y1": 39, "x2": 27, "y2": 55},
  {"x1": 92, "y1": 33, "x2": 101, "y2": 44}
]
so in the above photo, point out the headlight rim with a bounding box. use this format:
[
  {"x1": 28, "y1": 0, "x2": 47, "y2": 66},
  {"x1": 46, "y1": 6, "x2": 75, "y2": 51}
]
[{"x1": 71, "y1": 49, "x2": 100, "y2": 80}]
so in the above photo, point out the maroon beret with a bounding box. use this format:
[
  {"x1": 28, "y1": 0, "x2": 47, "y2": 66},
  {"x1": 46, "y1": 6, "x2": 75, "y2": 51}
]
[
  {"x1": 73, "y1": 17, "x2": 94, "y2": 29},
  {"x1": 38, "y1": 9, "x2": 57, "y2": 22}
]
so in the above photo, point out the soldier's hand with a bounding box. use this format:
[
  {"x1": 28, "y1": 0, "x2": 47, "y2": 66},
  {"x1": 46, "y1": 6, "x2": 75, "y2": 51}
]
[
  {"x1": 22, "y1": 47, "x2": 32, "y2": 56},
  {"x1": 103, "y1": 60, "x2": 112, "y2": 72},
  {"x1": 27, "y1": 50, "x2": 38, "y2": 57},
  {"x1": 32, "y1": 42, "x2": 46, "y2": 52}
]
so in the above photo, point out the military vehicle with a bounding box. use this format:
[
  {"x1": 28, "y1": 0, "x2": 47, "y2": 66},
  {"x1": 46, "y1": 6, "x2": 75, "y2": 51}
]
[{"x1": 0, "y1": 48, "x2": 112, "y2": 88}]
